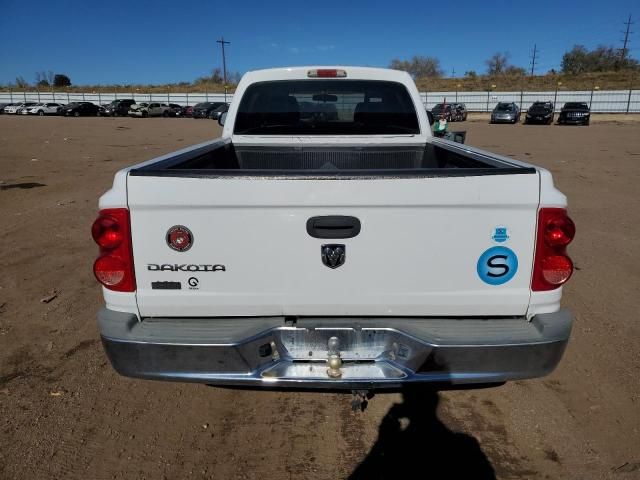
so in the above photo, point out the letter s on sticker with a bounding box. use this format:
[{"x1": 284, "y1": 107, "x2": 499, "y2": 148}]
[
  {"x1": 477, "y1": 247, "x2": 518, "y2": 285},
  {"x1": 486, "y1": 255, "x2": 509, "y2": 277}
]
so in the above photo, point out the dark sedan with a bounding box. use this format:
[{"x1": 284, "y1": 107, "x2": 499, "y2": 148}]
[
  {"x1": 100, "y1": 99, "x2": 136, "y2": 117},
  {"x1": 208, "y1": 103, "x2": 229, "y2": 120},
  {"x1": 192, "y1": 102, "x2": 227, "y2": 119},
  {"x1": 60, "y1": 102, "x2": 100, "y2": 117},
  {"x1": 168, "y1": 103, "x2": 183, "y2": 117},
  {"x1": 180, "y1": 105, "x2": 194, "y2": 117},
  {"x1": 431, "y1": 103, "x2": 454, "y2": 121},
  {"x1": 524, "y1": 101, "x2": 554, "y2": 125},
  {"x1": 558, "y1": 102, "x2": 590, "y2": 126}
]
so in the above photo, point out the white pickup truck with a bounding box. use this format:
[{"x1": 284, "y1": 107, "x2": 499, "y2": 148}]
[{"x1": 93, "y1": 66, "x2": 575, "y2": 390}]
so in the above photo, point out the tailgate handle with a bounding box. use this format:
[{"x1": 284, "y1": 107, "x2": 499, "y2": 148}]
[{"x1": 306, "y1": 216, "x2": 361, "y2": 239}]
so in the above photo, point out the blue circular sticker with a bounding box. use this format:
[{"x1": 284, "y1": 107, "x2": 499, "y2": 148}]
[{"x1": 477, "y1": 246, "x2": 518, "y2": 285}]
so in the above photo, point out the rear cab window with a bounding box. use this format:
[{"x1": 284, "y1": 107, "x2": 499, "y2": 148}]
[{"x1": 233, "y1": 80, "x2": 420, "y2": 135}]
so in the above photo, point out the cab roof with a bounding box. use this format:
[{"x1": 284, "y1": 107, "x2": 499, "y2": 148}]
[{"x1": 241, "y1": 66, "x2": 413, "y2": 83}]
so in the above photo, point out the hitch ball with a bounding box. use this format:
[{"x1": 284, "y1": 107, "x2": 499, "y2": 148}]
[
  {"x1": 327, "y1": 354, "x2": 343, "y2": 378},
  {"x1": 327, "y1": 336, "x2": 343, "y2": 378}
]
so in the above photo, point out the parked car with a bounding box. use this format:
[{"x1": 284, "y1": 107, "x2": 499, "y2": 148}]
[
  {"x1": 525, "y1": 101, "x2": 554, "y2": 125},
  {"x1": 192, "y1": 102, "x2": 227, "y2": 118},
  {"x1": 558, "y1": 102, "x2": 590, "y2": 126},
  {"x1": 168, "y1": 103, "x2": 183, "y2": 117},
  {"x1": 100, "y1": 99, "x2": 136, "y2": 117},
  {"x1": 128, "y1": 103, "x2": 148, "y2": 117},
  {"x1": 431, "y1": 102, "x2": 466, "y2": 122},
  {"x1": 93, "y1": 66, "x2": 575, "y2": 392},
  {"x1": 97, "y1": 104, "x2": 109, "y2": 116},
  {"x1": 430, "y1": 103, "x2": 454, "y2": 121},
  {"x1": 180, "y1": 105, "x2": 194, "y2": 118},
  {"x1": 16, "y1": 102, "x2": 39, "y2": 114},
  {"x1": 452, "y1": 102, "x2": 468, "y2": 121},
  {"x1": 23, "y1": 102, "x2": 64, "y2": 116},
  {"x1": 127, "y1": 102, "x2": 149, "y2": 118},
  {"x1": 4, "y1": 102, "x2": 38, "y2": 114},
  {"x1": 490, "y1": 102, "x2": 520, "y2": 124},
  {"x1": 0, "y1": 102, "x2": 15, "y2": 113},
  {"x1": 208, "y1": 103, "x2": 229, "y2": 120},
  {"x1": 60, "y1": 102, "x2": 100, "y2": 117},
  {"x1": 144, "y1": 102, "x2": 171, "y2": 117},
  {"x1": 128, "y1": 102, "x2": 171, "y2": 118}
]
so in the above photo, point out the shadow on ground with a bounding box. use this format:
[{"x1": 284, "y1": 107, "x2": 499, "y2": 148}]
[{"x1": 349, "y1": 387, "x2": 496, "y2": 479}]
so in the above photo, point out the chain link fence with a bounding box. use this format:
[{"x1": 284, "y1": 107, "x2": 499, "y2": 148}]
[
  {"x1": 421, "y1": 89, "x2": 640, "y2": 113},
  {"x1": 0, "y1": 91, "x2": 231, "y2": 107},
  {"x1": 1, "y1": 89, "x2": 639, "y2": 113}
]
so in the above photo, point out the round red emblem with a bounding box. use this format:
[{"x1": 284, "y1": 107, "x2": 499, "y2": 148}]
[{"x1": 166, "y1": 225, "x2": 193, "y2": 252}]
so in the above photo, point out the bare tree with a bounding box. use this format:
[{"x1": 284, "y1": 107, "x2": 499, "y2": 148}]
[
  {"x1": 15, "y1": 76, "x2": 29, "y2": 88},
  {"x1": 561, "y1": 44, "x2": 639, "y2": 74},
  {"x1": 389, "y1": 56, "x2": 443, "y2": 78},
  {"x1": 224, "y1": 71, "x2": 242, "y2": 83},
  {"x1": 211, "y1": 68, "x2": 223, "y2": 83},
  {"x1": 485, "y1": 52, "x2": 511, "y2": 75},
  {"x1": 35, "y1": 71, "x2": 50, "y2": 87},
  {"x1": 504, "y1": 65, "x2": 527, "y2": 76}
]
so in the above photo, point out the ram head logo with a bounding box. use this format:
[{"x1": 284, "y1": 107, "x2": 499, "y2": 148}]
[{"x1": 321, "y1": 244, "x2": 346, "y2": 269}]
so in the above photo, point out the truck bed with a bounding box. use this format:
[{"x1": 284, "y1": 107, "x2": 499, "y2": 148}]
[{"x1": 130, "y1": 139, "x2": 536, "y2": 178}]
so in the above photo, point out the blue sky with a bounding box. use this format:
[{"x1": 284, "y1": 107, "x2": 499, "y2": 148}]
[{"x1": 0, "y1": 0, "x2": 637, "y2": 85}]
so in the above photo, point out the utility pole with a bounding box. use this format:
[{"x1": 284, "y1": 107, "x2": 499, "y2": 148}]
[
  {"x1": 216, "y1": 36, "x2": 230, "y2": 101},
  {"x1": 618, "y1": 14, "x2": 633, "y2": 69},
  {"x1": 530, "y1": 44, "x2": 538, "y2": 76},
  {"x1": 451, "y1": 67, "x2": 455, "y2": 78}
]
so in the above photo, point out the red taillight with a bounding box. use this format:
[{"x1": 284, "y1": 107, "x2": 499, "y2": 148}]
[
  {"x1": 91, "y1": 215, "x2": 123, "y2": 249},
  {"x1": 544, "y1": 215, "x2": 575, "y2": 247},
  {"x1": 93, "y1": 255, "x2": 127, "y2": 286},
  {"x1": 92, "y1": 208, "x2": 136, "y2": 292},
  {"x1": 532, "y1": 208, "x2": 575, "y2": 291},
  {"x1": 541, "y1": 255, "x2": 574, "y2": 285}
]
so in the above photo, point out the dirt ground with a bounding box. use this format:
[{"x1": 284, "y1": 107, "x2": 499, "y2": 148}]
[{"x1": 0, "y1": 115, "x2": 639, "y2": 480}]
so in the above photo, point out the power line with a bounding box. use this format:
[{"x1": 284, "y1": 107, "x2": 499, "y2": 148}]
[
  {"x1": 216, "y1": 36, "x2": 230, "y2": 102},
  {"x1": 530, "y1": 44, "x2": 538, "y2": 76},
  {"x1": 619, "y1": 14, "x2": 634, "y2": 66},
  {"x1": 216, "y1": 37, "x2": 230, "y2": 86}
]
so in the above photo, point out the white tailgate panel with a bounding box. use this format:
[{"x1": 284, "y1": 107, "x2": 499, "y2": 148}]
[{"x1": 128, "y1": 174, "x2": 539, "y2": 317}]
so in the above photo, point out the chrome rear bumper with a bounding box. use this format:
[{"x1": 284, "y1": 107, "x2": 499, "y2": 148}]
[{"x1": 99, "y1": 309, "x2": 572, "y2": 389}]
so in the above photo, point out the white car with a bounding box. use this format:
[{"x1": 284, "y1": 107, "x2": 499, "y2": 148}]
[
  {"x1": 128, "y1": 102, "x2": 171, "y2": 118},
  {"x1": 4, "y1": 102, "x2": 38, "y2": 114},
  {"x1": 22, "y1": 102, "x2": 65, "y2": 116},
  {"x1": 93, "y1": 66, "x2": 575, "y2": 392}
]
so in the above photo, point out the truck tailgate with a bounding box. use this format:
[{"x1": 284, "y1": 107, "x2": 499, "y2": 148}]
[{"x1": 128, "y1": 174, "x2": 539, "y2": 317}]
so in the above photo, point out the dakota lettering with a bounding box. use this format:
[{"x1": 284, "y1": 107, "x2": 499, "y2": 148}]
[{"x1": 147, "y1": 263, "x2": 226, "y2": 272}]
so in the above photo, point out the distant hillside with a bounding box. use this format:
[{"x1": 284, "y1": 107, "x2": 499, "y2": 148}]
[
  {"x1": 0, "y1": 81, "x2": 232, "y2": 94},
  {"x1": 1, "y1": 70, "x2": 637, "y2": 93},
  {"x1": 416, "y1": 70, "x2": 638, "y2": 92}
]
